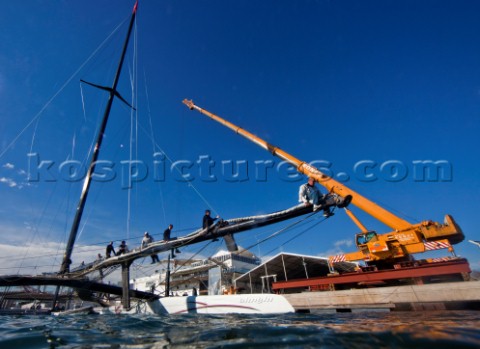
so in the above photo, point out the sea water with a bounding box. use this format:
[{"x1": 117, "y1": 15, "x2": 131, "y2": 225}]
[{"x1": 0, "y1": 311, "x2": 478, "y2": 348}]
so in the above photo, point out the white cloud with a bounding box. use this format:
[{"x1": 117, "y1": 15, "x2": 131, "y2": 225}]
[
  {"x1": 333, "y1": 239, "x2": 353, "y2": 249},
  {"x1": 0, "y1": 167, "x2": 31, "y2": 188},
  {"x1": 0, "y1": 243, "x2": 58, "y2": 276},
  {"x1": 0, "y1": 177, "x2": 17, "y2": 187},
  {"x1": 315, "y1": 239, "x2": 354, "y2": 258}
]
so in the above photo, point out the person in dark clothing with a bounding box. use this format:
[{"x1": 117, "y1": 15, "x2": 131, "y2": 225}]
[
  {"x1": 151, "y1": 253, "x2": 160, "y2": 263},
  {"x1": 106, "y1": 241, "x2": 116, "y2": 258},
  {"x1": 202, "y1": 210, "x2": 219, "y2": 230},
  {"x1": 163, "y1": 224, "x2": 180, "y2": 256},
  {"x1": 203, "y1": 209, "x2": 220, "y2": 241},
  {"x1": 117, "y1": 240, "x2": 128, "y2": 255},
  {"x1": 163, "y1": 224, "x2": 173, "y2": 241}
]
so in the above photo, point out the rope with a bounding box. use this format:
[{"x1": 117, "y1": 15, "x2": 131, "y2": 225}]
[
  {"x1": 126, "y1": 20, "x2": 139, "y2": 241},
  {"x1": 264, "y1": 210, "x2": 334, "y2": 256},
  {"x1": 171, "y1": 240, "x2": 216, "y2": 273},
  {"x1": 137, "y1": 122, "x2": 220, "y2": 215},
  {"x1": 8, "y1": 16, "x2": 131, "y2": 275},
  {"x1": 143, "y1": 70, "x2": 167, "y2": 226},
  {"x1": 0, "y1": 17, "x2": 129, "y2": 161},
  {"x1": 80, "y1": 83, "x2": 87, "y2": 122},
  {"x1": 244, "y1": 210, "x2": 327, "y2": 255}
]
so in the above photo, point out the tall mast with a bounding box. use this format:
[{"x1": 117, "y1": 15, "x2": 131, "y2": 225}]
[{"x1": 59, "y1": 1, "x2": 139, "y2": 274}]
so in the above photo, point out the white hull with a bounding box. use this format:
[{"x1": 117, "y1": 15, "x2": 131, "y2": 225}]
[
  {"x1": 97, "y1": 294, "x2": 294, "y2": 315},
  {"x1": 156, "y1": 294, "x2": 294, "y2": 314}
]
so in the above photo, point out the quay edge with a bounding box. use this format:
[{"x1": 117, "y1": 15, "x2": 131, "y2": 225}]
[{"x1": 283, "y1": 280, "x2": 480, "y2": 312}]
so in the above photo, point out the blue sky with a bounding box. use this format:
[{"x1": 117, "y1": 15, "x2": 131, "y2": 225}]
[{"x1": 0, "y1": 0, "x2": 479, "y2": 279}]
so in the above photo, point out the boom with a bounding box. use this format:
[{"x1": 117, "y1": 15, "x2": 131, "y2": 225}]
[{"x1": 182, "y1": 99, "x2": 464, "y2": 264}]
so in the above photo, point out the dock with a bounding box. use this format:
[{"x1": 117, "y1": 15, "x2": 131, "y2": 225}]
[{"x1": 283, "y1": 280, "x2": 480, "y2": 312}]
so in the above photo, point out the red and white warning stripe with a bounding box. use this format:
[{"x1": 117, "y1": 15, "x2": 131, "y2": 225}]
[
  {"x1": 430, "y1": 256, "x2": 455, "y2": 263},
  {"x1": 330, "y1": 254, "x2": 346, "y2": 263},
  {"x1": 424, "y1": 241, "x2": 451, "y2": 251}
]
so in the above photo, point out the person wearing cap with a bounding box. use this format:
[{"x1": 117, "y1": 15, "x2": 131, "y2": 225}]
[
  {"x1": 142, "y1": 232, "x2": 159, "y2": 263},
  {"x1": 142, "y1": 231, "x2": 152, "y2": 248},
  {"x1": 299, "y1": 176, "x2": 333, "y2": 217}
]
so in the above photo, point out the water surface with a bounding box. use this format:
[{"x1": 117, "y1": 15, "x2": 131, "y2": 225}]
[{"x1": 0, "y1": 310, "x2": 478, "y2": 348}]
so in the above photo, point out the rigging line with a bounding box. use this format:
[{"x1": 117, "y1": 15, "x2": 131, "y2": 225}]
[
  {"x1": 229, "y1": 211, "x2": 316, "y2": 244},
  {"x1": 75, "y1": 168, "x2": 119, "y2": 243},
  {"x1": 0, "y1": 17, "x2": 128, "y2": 161},
  {"x1": 76, "y1": 119, "x2": 130, "y2": 243},
  {"x1": 124, "y1": 19, "x2": 138, "y2": 240},
  {"x1": 61, "y1": 174, "x2": 73, "y2": 264},
  {"x1": 20, "y1": 117, "x2": 42, "y2": 270},
  {"x1": 186, "y1": 182, "x2": 219, "y2": 216},
  {"x1": 134, "y1": 19, "x2": 139, "y2": 180},
  {"x1": 19, "y1": 181, "x2": 66, "y2": 275},
  {"x1": 171, "y1": 240, "x2": 215, "y2": 273},
  {"x1": 71, "y1": 99, "x2": 112, "y2": 243},
  {"x1": 0, "y1": 264, "x2": 61, "y2": 271},
  {"x1": 71, "y1": 133, "x2": 76, "y2": 159},
  {"x1": 124, "y1": 18, "x2": 139, "y2": 241},
  {"x1": 244, "y1": 211, "x2": 322, "y2": 253},
  {"x1": 0, "y1": 245, "x2": 102, "y2": 263},
  {"x1": 215, "y1": 213, "x2": 324, "y2": 261},
  {"x1": 23, "y1": 111, "x2": 81, "y2": 273},
  {"x1": 264, "y1": 215, "x2": 328, "y2": 256},
  {"x1": 231, "y1": 213, "x2": 318, "y2": 248},
  {"x1": 79, "y1": 83, "x2": 87, "y2": 123},
  {"x1": 133, "y1": 262, "x2": 159, "y2": 276},
  {"x1": 75, "y1": 126, "x2": 127, "y2": 243},
  {"x1": 126, "y1": 69, "x2": 134, "y2": 239},
  {"x1": 134, "y1": 25, "x2": 140, "y2": 238},
  {"x1": 143, "y1": 70, "x2": 167, "y2": 226},
  {"x1": 136, "y1": 122, "x2": 219, "y2": 215},
  {"x1": 27, "y1": 116, "x2": 39, "y2": 164},
  {"x1": 370, "y1": 196, "x2": 421, "y2": 224}
]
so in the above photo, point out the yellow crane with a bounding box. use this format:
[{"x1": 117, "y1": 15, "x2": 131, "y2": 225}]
[{"x1": 182, "y1": 99, "x2": 464, "y2": 268}]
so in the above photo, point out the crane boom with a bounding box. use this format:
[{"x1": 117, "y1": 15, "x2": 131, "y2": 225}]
[
  {"x1": 184, "y1": 99, "x2": 409, "y2": 230},
  {"x1": 182, "y1": 99, "x2": 464, "y2": 264}
]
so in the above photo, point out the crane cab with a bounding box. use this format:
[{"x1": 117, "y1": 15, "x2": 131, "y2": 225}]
[{"x1": 355, "y1": 231, "x2": 378, "y2": 246}]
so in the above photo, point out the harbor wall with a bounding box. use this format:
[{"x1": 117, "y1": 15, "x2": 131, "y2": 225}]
[{"x1": 283, "y1": 280, "x2": 480, "y2": 312}]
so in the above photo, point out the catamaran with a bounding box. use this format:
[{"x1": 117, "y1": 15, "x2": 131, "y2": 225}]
[{"x1": 0, "y1": 0, "x2": 347, "y2": 315}]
